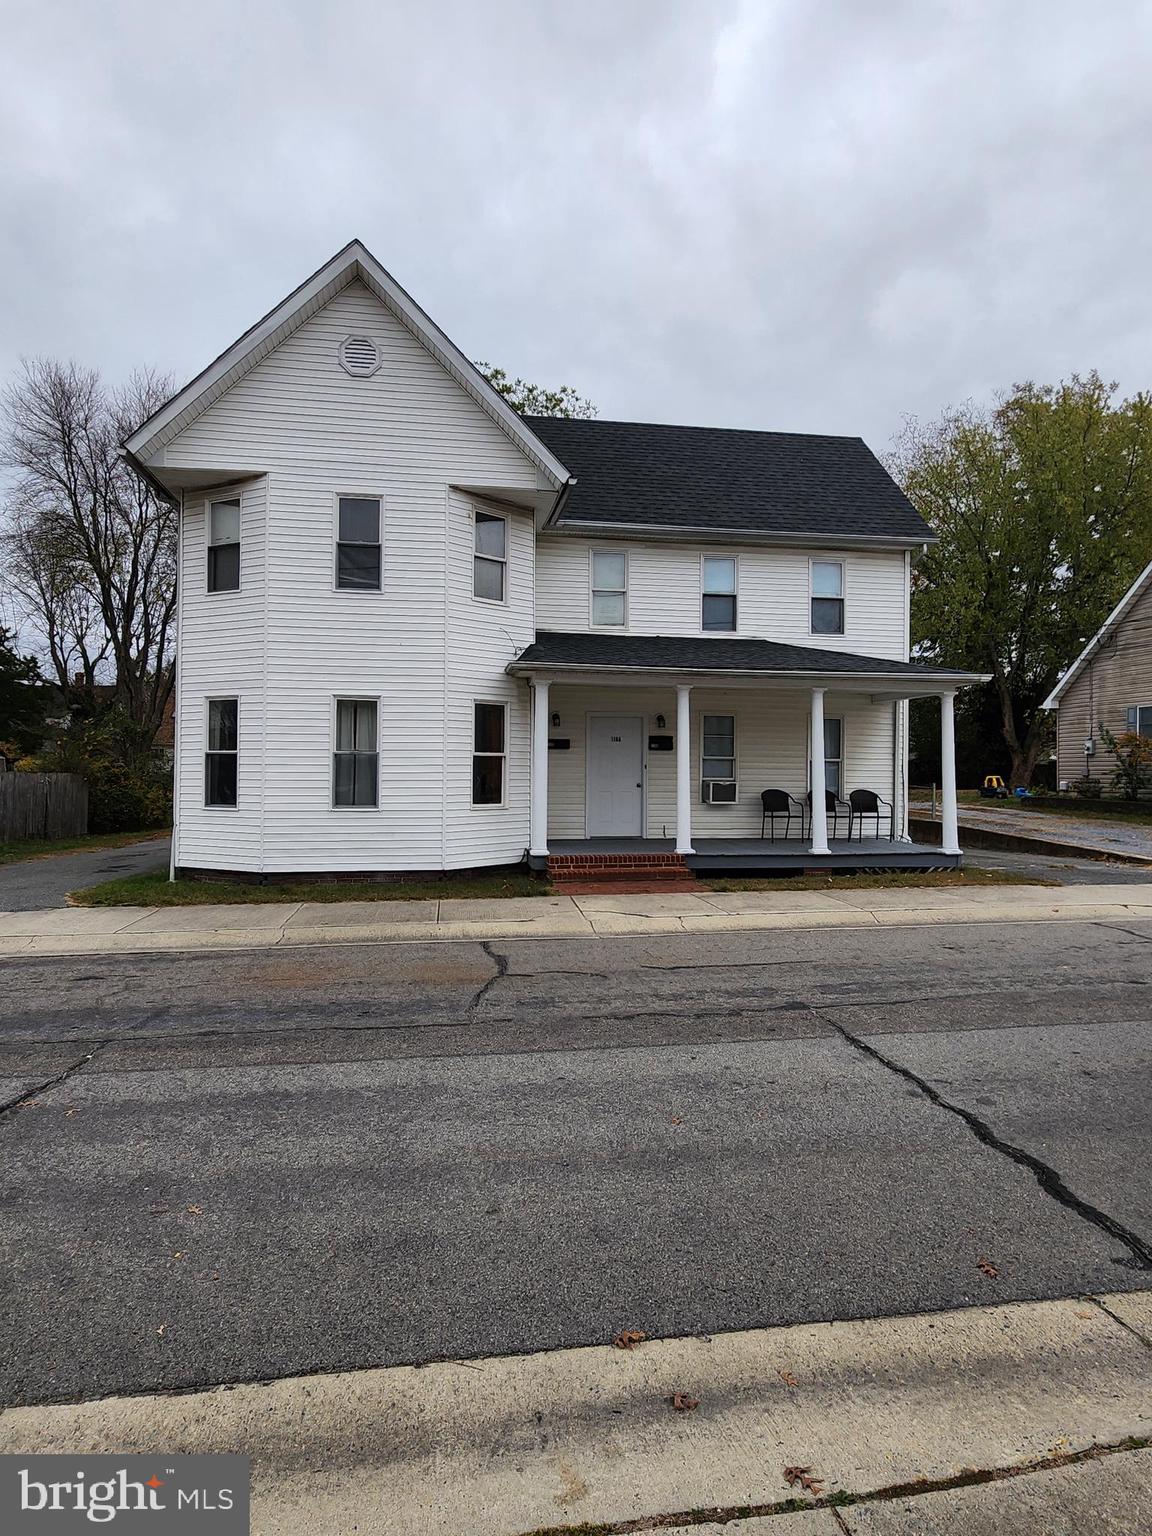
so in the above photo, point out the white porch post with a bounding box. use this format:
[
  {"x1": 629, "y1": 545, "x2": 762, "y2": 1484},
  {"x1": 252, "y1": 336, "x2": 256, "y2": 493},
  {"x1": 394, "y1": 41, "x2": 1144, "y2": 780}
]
[
  {"x1": 529, "y1": 679, "x2": 550, "y2": 858},
  {"x1": 808, "y1": 686, "x2": 830, "y2": 855},
  {"x1": 939, "y1": 689, "x2": 961, "y2": 855},
  {"x1": 675, "y1": 683, "x2": 695, "y2": 854}
]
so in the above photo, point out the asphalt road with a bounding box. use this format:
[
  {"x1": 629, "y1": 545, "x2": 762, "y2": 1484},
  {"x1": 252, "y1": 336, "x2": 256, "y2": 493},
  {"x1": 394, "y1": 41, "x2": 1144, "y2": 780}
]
[
  {"x1": 2, "y1": 914, "x2": 1151, "y2": 1407},
  {"x1": 0, "y1": 837, "x2": 170, "y2": 909}
]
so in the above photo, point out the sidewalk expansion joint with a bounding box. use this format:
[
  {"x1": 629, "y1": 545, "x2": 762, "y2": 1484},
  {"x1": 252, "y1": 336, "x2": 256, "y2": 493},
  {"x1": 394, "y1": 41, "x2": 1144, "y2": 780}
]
[
  {"x1": 0, "y1": 1040, "x2": 110, "y2": 1127},
  {"x1": 515, "y1": 1436, "x2": 1152, "y2": 1535},
  {"x1": 818, "y1": 1012, "x2": 1152, "y2": 1272},
  {"x1": 1084, "y1": 1293, "x2": 1152, "y2": 1351}
]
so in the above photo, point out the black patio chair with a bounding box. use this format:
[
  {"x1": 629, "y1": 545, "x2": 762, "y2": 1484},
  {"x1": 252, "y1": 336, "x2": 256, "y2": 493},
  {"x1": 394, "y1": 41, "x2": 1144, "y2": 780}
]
[
  {"x1": 759, "y1": 788, "x2": 805, "y2": 841},
  {"x1": 806, "y1": 788, "x2": 851, "y2": 840},
  {"x1": 848, "y1": 788, "x2": 895, "y2": 841}
]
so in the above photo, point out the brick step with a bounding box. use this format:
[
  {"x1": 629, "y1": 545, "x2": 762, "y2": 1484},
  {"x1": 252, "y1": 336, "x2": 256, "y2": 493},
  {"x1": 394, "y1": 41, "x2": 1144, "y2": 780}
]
[
  {"x1": 547, "y1": 855, "x2": 687, "y2": 869},
  {"x1": 550, "y1": 865, "x2": 695, "y2": 883},
  {"x1": 558, "y1": 881, "x2": 702, "y2": 895}
]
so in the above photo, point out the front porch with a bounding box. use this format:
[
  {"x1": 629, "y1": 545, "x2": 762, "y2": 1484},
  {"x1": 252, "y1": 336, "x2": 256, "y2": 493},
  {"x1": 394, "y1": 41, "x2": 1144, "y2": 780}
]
[{"x1": 532, "y1": 836, "x2": 959, "y2": 875}]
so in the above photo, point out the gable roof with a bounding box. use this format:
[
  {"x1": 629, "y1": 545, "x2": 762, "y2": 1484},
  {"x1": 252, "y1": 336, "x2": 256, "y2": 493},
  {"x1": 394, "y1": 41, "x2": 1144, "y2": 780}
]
[
  {"x1": 508, "y1": 630, "x2": 983, "y2": 685},
  {"x1": 124, "y1": 239, "x2": 571, "y2": 489},
  {"x1": 525, "y1": 416, "x2": 934, "y2": 545},
  {"x1": 1042, "y1": 559, "x2": 1152, "y2": 709}
]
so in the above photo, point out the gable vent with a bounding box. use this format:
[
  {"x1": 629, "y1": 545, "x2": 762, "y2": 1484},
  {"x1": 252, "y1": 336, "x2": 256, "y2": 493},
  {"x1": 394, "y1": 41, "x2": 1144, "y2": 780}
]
[{"x1": 339, "y1": 335, "x2": 381, "y2": 377}]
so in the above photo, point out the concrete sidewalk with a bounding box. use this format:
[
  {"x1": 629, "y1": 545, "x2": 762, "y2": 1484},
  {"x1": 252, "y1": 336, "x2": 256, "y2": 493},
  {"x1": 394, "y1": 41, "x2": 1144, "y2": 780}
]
[
  {"x1": 4, "y1": 1291, "x2": 1150, "y2": 1535},
  {"x1": 3, "y1": 881, "x2": 1152, "y2": 955}
]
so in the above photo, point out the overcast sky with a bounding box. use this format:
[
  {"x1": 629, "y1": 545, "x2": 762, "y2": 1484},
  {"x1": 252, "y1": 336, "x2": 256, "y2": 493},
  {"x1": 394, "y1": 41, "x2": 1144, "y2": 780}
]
[{"x1": 2, "y1": 0, "x2": 1150, "y2": 450}]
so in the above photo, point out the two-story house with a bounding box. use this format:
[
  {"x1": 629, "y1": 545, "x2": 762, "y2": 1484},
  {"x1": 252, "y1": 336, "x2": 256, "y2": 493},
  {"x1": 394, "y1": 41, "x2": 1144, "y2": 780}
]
[{"x1": 124, "y1": 240, "x2": 982, "y2": 882}]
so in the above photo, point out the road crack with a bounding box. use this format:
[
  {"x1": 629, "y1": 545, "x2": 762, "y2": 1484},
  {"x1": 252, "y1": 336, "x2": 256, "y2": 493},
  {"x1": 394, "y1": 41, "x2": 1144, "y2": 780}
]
[
  {"x1": 0, "y1": 1041, "x2": 110, "y2": 1126},
  {"x1": 818, "y1": 1011, "x2": 1152, "y2": 1271},
  {"x1": 468, "y1": 941, "x2": 510, "y2": 1014}
]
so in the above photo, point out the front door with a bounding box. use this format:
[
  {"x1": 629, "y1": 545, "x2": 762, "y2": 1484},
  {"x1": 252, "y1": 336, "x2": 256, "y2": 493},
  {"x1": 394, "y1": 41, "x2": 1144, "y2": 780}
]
[{"x1": 586, "y1": 715, "x2": 644, "y2": 836}]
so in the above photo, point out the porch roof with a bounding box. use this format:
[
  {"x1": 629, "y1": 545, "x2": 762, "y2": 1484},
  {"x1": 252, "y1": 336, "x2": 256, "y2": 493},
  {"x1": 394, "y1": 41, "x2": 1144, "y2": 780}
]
[{"x1": 507, "y1": 630, "x2": 986, "y2": 694}]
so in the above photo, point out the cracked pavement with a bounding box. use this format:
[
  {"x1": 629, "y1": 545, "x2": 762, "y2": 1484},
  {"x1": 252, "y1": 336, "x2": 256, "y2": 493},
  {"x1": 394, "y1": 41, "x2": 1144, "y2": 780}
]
[{"x1": 1, "y1": 915, "x2": 1151, "y2": 1406}]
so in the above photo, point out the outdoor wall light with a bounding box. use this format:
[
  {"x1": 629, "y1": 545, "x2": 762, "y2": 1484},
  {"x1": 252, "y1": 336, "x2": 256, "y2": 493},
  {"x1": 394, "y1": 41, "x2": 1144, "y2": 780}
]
[
  {"x1": 551, "y1": 712, "x2": 561, "y2": 728},
  {"x1": 655, "y1": 714, "x2": 666, "y2": 728}
]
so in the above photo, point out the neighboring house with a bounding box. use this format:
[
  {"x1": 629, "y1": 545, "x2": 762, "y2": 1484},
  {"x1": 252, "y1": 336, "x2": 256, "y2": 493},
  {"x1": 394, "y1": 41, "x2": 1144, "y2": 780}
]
[
  {"x1": 1043, "y1": 559, "x2": 1152, "y2": 790},
  {"x1": 124, "y1": 240, "x2": 983, "y2": 880}
]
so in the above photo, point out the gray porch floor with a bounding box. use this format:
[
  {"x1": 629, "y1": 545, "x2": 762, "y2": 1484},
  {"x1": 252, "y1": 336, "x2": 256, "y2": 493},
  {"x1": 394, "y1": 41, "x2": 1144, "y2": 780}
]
[{"x1": 538, "y1": 837, "x2": 959, "y2": 873}]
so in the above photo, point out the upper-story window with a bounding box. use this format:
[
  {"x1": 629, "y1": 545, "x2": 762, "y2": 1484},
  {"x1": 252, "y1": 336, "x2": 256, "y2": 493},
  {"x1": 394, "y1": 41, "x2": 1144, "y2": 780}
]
[
  {"x1": 336, "y1": 496, "x2": 382, "y2": 590},
  {"x1": 591, "y1": 551, "x2": 627, "y2": 626},
  {"x1": 702, "y1": 557, "x2": 737, "y2": 632},
  {"x1": 474, "y1": 511, "x2": 507, "y2": 602},
  {"x1": 207, "y1": 498, "x2": 241, "y2": 592},
  {"x1": 811, "y1": 560, "x2": 845, "y2": 635}
]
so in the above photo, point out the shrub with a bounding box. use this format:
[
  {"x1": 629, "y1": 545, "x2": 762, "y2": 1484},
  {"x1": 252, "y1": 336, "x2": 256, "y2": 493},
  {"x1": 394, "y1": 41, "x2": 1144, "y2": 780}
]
[
  {"x1": 26, "y1": 711, "x2": 172, "y2": 832},
  {"x1": 1071, "y1": 775, "x2": 1103, "y2": 799},
  {"x1": 1099, "y1": 726, "x2": 1152, "y2": 801}
]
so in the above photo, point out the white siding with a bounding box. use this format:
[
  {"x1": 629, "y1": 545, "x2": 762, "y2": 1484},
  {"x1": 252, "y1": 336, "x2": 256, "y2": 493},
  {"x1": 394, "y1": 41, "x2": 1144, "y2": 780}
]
[
  {"x1": 545, "y1": 685, "x2": 898, "y2": 841},
  {"x1": 167, "y1": 280, "x2": 537, "y2": 872},
  {"x1": 536, "y1": 539, "x2": 909, "y2": 661}
]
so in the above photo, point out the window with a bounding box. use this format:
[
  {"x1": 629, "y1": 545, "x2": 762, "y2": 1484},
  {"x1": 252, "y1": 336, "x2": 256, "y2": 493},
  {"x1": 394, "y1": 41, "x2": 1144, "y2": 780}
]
[
  {"x1": 207, "y1": 498, "x2": 240, "y2": 592},
  {"x1": 1130, "y1": 706, "x2": 1152, "y2": 736},
  {"x1": 702, "y1": 714, "x2": 736, "y2": 780},
  {"x1": 811, "y1": 560, "x2": 845, "y2": 634},
  {"x1": 336, "y1": 496, "x2": 381, "y2": 590},
  {"x1": 205, "y1": 699, "x2": 238, "y2": 807},
  {"x1": 824, "y1": 717, "x2": 843, "y2": 795},
  {"x1": 591, "y1": 550, "x2": 627, "y2": 626},
  {"x1": 474, "y1": 511, "x2": 507, "y2": 601},
  {"x1": 702, "y1": 557, "x2": 737, "y2": 631},
  {"x1": 333, "y1": 699, "x2": 378, "y2": 807},
  {"x1": 472, "y1": 701, "x2": 506, "y2": 805}
]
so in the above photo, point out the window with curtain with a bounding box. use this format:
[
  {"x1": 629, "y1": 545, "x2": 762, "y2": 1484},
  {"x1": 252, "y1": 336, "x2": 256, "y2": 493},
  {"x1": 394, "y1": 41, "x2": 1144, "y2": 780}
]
[
  {"x1": 336, "y1": 496, "x2": 382, "y2": 589},
  {"x1": 702, "y1": 557, "x2": 737, "y2": 631},
  {"x1": 472, "y1": 702, "x2": 506, "y2": 804},
  {"x1": 207, "y1": 499, "x2": 241, "y2": 592},
  {"x1": 473, "y1": 512, "x2": 507, "y2": 601},
  {"x1": 333, "y1": 699, "x2": 378, "y2": 807},
  {"x1": 591, "y1": 551, "x2": 627, "y2": 626},
  {"x1": 205, "y1": 699, "x2": 238, "y2": 806}
]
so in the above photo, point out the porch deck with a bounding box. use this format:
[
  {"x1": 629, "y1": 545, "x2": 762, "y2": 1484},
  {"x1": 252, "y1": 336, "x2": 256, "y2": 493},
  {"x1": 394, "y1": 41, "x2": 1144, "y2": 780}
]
[{"x1": 533, "y1": 837, "x2": 960, "y2": 874}]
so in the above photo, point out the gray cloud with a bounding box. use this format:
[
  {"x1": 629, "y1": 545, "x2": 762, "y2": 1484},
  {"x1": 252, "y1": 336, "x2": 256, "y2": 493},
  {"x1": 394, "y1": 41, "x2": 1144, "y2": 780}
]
[{"x1": 2, "y1": 0, "x2": 1150, "y2": 449}]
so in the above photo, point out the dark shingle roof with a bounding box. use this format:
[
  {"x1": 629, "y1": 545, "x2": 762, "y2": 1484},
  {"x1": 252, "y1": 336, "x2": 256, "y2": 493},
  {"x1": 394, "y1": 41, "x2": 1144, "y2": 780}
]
[
  {"x1": 523, "y1": 416, "x2": 931, "y2": 542},
  {"x1": 510, "y1": 631, "x2": 975, "y2": 679}
]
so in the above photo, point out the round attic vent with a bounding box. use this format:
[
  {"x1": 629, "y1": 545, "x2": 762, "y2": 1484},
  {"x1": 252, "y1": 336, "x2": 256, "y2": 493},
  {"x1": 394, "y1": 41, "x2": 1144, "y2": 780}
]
[{"x1": 339, "y1": 335, "x2": 381, "y2": 377}]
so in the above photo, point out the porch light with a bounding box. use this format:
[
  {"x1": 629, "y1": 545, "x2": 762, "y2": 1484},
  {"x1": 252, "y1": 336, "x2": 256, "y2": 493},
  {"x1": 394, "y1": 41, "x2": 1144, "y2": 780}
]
[
  {"x1": 551, "y1": 712, "x2": 560, "y2": 728},
  {"x1": 655, "y1": 714, "x2": 666, "y2": 728}
]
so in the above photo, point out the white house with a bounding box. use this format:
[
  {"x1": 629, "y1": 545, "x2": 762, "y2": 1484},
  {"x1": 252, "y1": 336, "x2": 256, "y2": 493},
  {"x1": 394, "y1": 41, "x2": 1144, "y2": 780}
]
[{"x1": 124, "y1": 240, "x2": 982, "y2": 883}]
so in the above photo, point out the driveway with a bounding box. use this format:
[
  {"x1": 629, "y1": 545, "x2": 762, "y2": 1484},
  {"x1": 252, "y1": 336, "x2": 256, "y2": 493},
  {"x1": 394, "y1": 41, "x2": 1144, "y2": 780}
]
[
  {"x1": 0, "y1": 837, "x2": 171, "y2": 911},
  {"x1": 922, "y1": 802, "x2": 1152, "y2": 862}
]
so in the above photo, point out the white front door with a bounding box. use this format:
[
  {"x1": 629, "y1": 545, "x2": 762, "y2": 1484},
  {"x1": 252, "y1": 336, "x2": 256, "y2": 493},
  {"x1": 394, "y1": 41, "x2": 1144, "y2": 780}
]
[{"x1": 586, "y1": 715, "x2": 644, "y2": 836}]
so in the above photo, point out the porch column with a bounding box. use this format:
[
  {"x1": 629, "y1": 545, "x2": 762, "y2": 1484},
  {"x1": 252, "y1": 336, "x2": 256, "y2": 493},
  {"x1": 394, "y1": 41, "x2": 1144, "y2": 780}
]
[
  {"x1": 529, "y1": 679, "x2": 550, "y2": 857},
  {"x1": 808, "y1": 686, "x2": 830, "y2": 855},
  {"x1": 675, "y1": 684, "x2": 695, "y2": 854},
  {"x1": 939, "y1": 690, "x2": 961, "y2": 855}
]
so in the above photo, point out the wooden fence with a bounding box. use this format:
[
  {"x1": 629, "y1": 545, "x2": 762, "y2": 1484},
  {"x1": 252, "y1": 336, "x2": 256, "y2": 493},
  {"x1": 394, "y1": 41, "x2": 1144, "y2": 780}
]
[{"x1": 0, "y1": 773, "x2": 88, "y2": 841}]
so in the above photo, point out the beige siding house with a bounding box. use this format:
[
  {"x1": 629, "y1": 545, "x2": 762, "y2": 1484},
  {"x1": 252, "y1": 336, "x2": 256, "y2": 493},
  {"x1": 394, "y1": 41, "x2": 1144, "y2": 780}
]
[
  {"x1": 124, "y1": 239, "x2": 984, "y2": 881},
  {"x1": 1043, "y1": 561, "x2": 1152, "y2": 789}
]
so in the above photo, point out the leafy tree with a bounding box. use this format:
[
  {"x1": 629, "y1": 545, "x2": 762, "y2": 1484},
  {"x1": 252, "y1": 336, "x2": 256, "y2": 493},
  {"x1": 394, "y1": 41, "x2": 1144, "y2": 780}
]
[
  {"x1": 475, "y1": 362, "x2": 596, "y2": 419},
  {"x1": 1, "y1": 359, "x2": 176, "y2": 741},
  {"x1": 0, "y1": 625, "x2": 51, "y2": 759},
  {"x1": 892, "y1": 374, "x2": 1152, "y2": 786}
]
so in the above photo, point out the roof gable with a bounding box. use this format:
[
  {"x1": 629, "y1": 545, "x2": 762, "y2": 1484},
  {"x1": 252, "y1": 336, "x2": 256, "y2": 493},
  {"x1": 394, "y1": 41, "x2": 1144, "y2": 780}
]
[
  {"x1": 526, "y1": 416, "x2": 934, "y2": 545},
  {"x1": 1043, "y1": 558, "x2": 1152, "y2": 708},
  {"x1": 125, "y1": 239, "x2": 570, "y2": 488}
]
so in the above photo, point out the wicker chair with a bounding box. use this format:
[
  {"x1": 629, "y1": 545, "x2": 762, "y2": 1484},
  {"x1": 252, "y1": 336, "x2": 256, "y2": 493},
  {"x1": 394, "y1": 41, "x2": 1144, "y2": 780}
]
[
  {"x1": 848, "y1": 788, "x2": 895, "y2": 841},
  {"x1": 759, "y1": 789, "x2": 806, "y2": 841}
]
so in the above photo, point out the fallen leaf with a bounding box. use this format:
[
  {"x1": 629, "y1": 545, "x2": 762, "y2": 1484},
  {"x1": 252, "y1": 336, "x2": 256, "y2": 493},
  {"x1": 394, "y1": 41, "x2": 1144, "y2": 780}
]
[
  {"x1": 783, "y1": 1466, "x2": 824, "y2": 1497},
  {"x1": 670, "y1": 1393, "x2": 699, "y2": 1412},
  {"x1": 19, "y1": 1099, "x2": 41, "y2": 1110},
  {"x1": 669, "y1": 1116, "x2": 683, "y2": 1125},
  {"x1": 171, "y1": 1251, "x2": 184, "y2": 1260},
  {"x1": 778, "y1": 1369, "x2": 800, "y2": 1388},
  {"x1": 155, "y1": 1324, "x2": 167, "y2": 1336},
  {"x1": 185, "y1": 1204, "x2": 203, "y2": 1215},
  {"x1": 612, "y1": 1329, "x2": 647, "y2": 1350},
  {"x1": 63, "y1": 1108, "x2": 80, "y2": 1118},
  {"x1": 977, "y1": 1258, "x2": 999, "y2": 1279}
]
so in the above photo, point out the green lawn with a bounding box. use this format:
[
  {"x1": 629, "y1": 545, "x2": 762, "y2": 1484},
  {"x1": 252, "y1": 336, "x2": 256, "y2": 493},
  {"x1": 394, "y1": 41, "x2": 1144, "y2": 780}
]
[
  {"x1": 704, "y1": 867, "x2": 1053, "y2": 892},
  {"x1": 0, "y1": 828, "x2": 170, "y2": 867},
  {"x1": 71, "y1": 868, "x2": 549, "y2": 907}
]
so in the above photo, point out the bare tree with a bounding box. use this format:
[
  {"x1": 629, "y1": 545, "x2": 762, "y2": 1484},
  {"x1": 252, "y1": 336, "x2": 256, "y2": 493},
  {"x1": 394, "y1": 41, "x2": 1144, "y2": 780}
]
[{"x1": 1, "y1": 359, "x2": 176, "y2": 742}]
